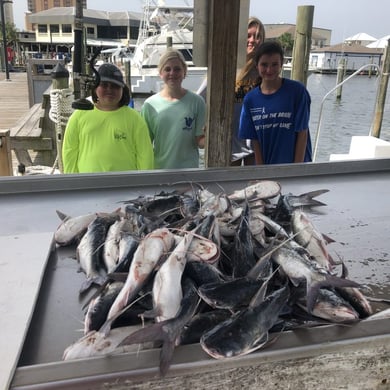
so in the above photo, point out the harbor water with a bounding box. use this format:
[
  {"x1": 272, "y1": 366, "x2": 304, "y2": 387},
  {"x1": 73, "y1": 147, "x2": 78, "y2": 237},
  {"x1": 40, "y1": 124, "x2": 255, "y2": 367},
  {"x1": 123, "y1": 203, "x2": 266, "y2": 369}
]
[
  {"x1": 134, "y1": 73, "x2": 390, "y2": 163},
  {"x1": 306, "y1": 73, "x2": 390, "y2": 162}
]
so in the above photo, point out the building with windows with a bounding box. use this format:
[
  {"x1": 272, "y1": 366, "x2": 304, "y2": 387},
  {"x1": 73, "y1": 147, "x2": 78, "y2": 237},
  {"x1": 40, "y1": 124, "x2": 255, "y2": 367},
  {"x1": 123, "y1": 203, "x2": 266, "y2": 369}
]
[
  {"x1": 16, "y1": 7, "x2": 141, "y2": 62},
  {"x1": 27, "y1": 0, "x2": 87, "y2": 14},
  {"x1": 264, "y1": 23, "x2": 332, "y2": 50},
  {"x1": 25, "y1": 0, "x2": 87, "y2": 30}
]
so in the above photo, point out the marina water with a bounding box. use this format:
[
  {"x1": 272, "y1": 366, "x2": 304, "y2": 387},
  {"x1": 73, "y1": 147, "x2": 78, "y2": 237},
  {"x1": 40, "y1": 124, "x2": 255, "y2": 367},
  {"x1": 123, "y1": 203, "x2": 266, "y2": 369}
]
[{"x1": 135, "y1": 73, "x2": 390, "y2": 164}]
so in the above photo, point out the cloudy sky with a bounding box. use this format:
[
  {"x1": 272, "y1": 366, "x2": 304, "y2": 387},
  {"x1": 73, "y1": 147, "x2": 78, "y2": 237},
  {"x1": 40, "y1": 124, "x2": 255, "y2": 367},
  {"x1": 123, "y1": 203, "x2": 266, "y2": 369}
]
[{"x1": 12, "y1": 0, "x2": 390, "y2": 45}]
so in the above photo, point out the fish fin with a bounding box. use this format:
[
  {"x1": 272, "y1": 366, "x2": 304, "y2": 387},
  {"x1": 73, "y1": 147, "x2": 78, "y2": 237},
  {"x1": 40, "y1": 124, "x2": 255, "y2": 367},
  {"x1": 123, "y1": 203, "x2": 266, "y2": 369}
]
[
  {"x1": 106, "y1": 272, "x2": 129, "y2": 282},
  {"x1": 306, "y1": 276, "x2": 361, "y2": 313},
  {"x1": 79, "y1": 279, "x2": 93, "y2": 295},
  {"x1": 79, "y1": 275, "x2": 106, "y2": 295},
  {"x1": 321, "y1": 232, "x2": 336, "y2": 244},
  {"x1": 159, "y1": 337, "x2": 176, "y2": 377},
  {"x1": 56, "y1": 210, "x2": 70, "y2": 221},
  {"x1": 118, "y1": 321, "x2": 166, "y2": 346}
]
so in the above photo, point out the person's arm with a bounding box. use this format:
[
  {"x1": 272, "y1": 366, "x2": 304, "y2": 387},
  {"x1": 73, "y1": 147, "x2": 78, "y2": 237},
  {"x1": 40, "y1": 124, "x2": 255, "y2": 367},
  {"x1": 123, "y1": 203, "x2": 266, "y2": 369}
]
[
  {"x1": 134, "y1": 113, "x2": 154, "y2": 170},
  {"x1": 294, "y1": 129, "x2": 308, "y2": 163},
  {"x1": 196, "y1": 135, "x2": 205, "y2": 149},
  {"x1": 252, "y1": 139, "x2": 264, "y2": 165},
  {"x1": 62, "y1": 113, "x2": 80, "y2": 173}
]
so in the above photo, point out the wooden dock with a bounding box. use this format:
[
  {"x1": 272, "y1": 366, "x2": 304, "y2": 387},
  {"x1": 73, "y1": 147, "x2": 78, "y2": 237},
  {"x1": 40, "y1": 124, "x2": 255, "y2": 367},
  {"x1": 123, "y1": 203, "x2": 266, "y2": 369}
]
[
  {"x1": 0, "y1": 72, "x2": 30, "y2": 130},
  {"x1": 0, "y1": 71, "x2": 58, "y2": 174}
]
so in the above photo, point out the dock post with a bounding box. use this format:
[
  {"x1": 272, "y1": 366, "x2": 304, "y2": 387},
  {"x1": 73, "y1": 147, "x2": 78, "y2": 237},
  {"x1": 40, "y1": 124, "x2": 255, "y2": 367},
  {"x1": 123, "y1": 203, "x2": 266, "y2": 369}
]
[
  {"x1": 50, "y1": 63, "x2": 71, "y2": 173},
  {"x1": 371, "y1": 39, "x2": 390, "y2": 138},
  {"x1": 336, "y1": 58, "x2": 346, "y2": 100},
  {"x1": 0, "y1": 129, "x2": 13, "y2": 176},
  {"x1": 291, "y1": 5, "x2": 314, "y2": 86}
]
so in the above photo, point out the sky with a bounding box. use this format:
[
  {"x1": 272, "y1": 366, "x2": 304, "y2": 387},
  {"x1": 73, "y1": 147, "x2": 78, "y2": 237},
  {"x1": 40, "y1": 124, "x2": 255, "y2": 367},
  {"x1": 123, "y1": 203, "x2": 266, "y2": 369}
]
[{"x1": 11, "y1": 0, "x2": 390, "y2": 45}]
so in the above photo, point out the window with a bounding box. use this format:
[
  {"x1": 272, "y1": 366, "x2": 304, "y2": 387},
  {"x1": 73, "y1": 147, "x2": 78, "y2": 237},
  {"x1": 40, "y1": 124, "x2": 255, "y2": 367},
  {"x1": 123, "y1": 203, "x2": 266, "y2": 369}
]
[
  {"x1": 86, "y1": 27, "x2": 95, "y2": 35},
  {"x1": 50, "y1": 24, "x2": 60, "y2": 34},
  {"x1": 54, "y1": 0, "x2": 60, "y2": 6},
  {"x1": 63, "y1": 0, "x2": 72, "y2": 6},
  {"x1": 38, "y1": 24, "x2": 48, "y2": 33},
  {"x1": 62, "y1": 24, "x2": 72, "y2": 33}
]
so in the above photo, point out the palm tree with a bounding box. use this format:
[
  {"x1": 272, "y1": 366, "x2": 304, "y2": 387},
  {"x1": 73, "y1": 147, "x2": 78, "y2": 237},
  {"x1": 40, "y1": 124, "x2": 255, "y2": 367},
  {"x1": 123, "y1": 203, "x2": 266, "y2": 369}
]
[{"x1": 278, "y1": 33, "x2": 294, "y2": 57}]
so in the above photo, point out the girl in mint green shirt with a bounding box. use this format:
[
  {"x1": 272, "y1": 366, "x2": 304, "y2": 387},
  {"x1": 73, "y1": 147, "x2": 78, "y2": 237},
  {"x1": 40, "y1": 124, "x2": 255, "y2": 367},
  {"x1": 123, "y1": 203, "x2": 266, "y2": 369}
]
[{"x1": 141, "y1": 49, "x2": 206, "y2": 169}]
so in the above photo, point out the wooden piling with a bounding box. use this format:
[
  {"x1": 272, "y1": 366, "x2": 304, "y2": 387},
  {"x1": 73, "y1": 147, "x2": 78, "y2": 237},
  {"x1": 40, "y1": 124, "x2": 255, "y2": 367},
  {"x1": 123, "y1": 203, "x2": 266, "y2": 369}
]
[
  {"x1": 371, "y1": 39, "x2": 390, "y2": 138},
  {"x1": 51, "y1": 63, "x2": 70, "y2": 173},
  {"x1": 0, "y1": 130, "x2": 13, "y2": 176},
  {"x1": 336, "y1": 58, "x2": 346, "y2": 100},
  {"x1": 205, "y1": 0, "x2": 241, "y2": 167},
  {"x1": 291, "y1": 6, "x2": 314, "y2": 86}
]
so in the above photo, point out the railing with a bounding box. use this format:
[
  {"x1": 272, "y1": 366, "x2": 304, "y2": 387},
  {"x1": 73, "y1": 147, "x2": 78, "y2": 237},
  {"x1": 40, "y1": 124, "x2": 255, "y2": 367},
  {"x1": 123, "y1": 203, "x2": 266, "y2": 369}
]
[{"x1": 312, "y1": 63, "x2": 382, "y2": 161}]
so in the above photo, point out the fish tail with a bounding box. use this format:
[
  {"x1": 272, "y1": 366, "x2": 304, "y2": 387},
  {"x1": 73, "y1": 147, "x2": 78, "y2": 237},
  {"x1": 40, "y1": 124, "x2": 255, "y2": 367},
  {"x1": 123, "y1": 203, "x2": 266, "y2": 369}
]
[{"x1": 119, "y1": 319, "x2": 181, "y2": 377}]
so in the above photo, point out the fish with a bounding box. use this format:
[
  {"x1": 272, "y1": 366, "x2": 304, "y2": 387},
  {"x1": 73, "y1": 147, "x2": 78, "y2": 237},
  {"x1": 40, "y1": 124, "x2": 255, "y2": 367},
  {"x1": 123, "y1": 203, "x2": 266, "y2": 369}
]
[
  {"x1": 200, "y1": 283, "x2": 290, "y2": 359},
  {"x1": 231, "y1": 203, "x2": 256, "y2": 277},
  {"x1": 118, "y1": 277, "x2": 199, "y2": 377},
  {"x1": 228, "y1": 180, "x2": 281, "y2": 202},
  {"x1": 84, "y1": 281, "x2": 124, "y2": 334},
  {"x1": 198, "y1": 277, "x2": 264, "y2": 310},
  {"x1": 77, "y1": 214, "x2": 119, "y2": 294},
  {"x1": 54, "y1": 209, "x2": 120, "y2": 246},
  {"x1": 63, "y1": 324, "x2": 154, "y2": 361},
  {"x1": 272, "y1": 246, "x2": 361, "y2": 313},
  {"x1": 198, "y1": 189, "x2": 231, "y2": 218},
  {"x1": 273, "y1": 189, "x2": 329, "y2": 223},
  {"x1": 183, "y1": 260, "x2": 225, "y2": 287},
  {"x1": 179, "y1": 309, "x2": 232, "y2": 345},
  {"x1": 291, "y1": 210, "x2": 336, "y2": 271},
  {"x1": 296, "y1": 287, "x2": 360, "y2": 323},
  {"x1": 151, "y1": 231, "x2": 195, "y2": 322},
  {"x1": 103, "y1": 218, "x2": 140, "y2": 274},
  {"x1": 101, "y1": 227, "x2": 175, "y2": 334}
]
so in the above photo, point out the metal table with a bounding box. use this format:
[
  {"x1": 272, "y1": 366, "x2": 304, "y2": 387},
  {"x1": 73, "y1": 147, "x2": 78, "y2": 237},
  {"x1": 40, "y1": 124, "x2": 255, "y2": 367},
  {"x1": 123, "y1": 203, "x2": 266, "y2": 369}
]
[{"x1": 1, "y1": 160, "x2": 389, "y2": 389}]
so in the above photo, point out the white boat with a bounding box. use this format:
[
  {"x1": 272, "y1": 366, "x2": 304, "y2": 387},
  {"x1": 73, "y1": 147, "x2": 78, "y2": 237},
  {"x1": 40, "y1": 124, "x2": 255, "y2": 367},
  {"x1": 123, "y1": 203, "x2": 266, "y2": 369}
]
[{"x1": 127, "y1": 0, "x2": 207, "y2": 95}]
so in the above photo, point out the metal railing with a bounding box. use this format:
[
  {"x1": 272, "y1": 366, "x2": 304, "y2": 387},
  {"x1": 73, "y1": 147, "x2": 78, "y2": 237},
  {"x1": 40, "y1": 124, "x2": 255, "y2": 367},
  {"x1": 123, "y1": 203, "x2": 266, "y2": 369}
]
[{"x1": 312, "y1": 63, "x2": 382, "y2": 161}]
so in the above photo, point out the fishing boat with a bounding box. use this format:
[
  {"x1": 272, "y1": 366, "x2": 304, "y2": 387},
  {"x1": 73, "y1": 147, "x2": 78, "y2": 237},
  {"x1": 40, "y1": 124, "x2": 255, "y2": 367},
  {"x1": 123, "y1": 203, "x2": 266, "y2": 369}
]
[{"x1": 128, "y1": 0, "x2": 207, "y2": 95}]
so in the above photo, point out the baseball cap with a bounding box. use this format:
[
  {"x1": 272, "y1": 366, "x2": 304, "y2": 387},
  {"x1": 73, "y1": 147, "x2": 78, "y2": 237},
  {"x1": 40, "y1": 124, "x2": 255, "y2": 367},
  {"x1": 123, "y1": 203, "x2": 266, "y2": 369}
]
[{"x1": 98, "y1": 63, "x2": 125, "y2": 87}]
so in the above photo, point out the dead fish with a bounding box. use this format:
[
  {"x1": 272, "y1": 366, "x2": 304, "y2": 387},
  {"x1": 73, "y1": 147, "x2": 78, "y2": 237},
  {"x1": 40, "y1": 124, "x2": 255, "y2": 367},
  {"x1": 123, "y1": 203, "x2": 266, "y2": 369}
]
[
  {"x1": 84, "y1": 281, "x2": 124, "y2": 334},
  {"x1": 273, "y1": 189, "x2": 329, "y2": 223},
  {"x1": 272, "y1": 246, "x2": 360, "y2": 313},
  {"x1": 184, "y1": 260, "x2": 225, "y2": 287},
  {"x1": 179, "y1": 309, "x2": 232, "y2": 345},
  {"x1": 231, "y1": 203, "x2": 256, "y2": 278},
  {"x1": 151, "y1": 231, "x2": 195, "y2": 322},
  {"x1": 198, "y1": 189, "x2": 230, "y2": 218},
  {"x1": 296, "y1": 287, "x2": 360, "y2": 323},
  {"x1": 103, "y1": 218, "x2": 138, "y2": 273},
  {"x1": 336, "y1": 261, "x2": 373, "y2": 318},
  {"x1": 228, "y1": 180, "x2": 281, "y2": 202},
  {"x1": 198, "y1": 277, "x2": 264, "y2": 310},
  {"x1": 200, "y1": 283, "x2": 290, "y2": 359},
  {"x1": 364, "y1": 308, "x2": 390, "y2": 321},
  {"x1": 63, "y1": 324, "x2": 153, "y2": 361},
  {"x1": 118, "y1": 277, "x2": 199, "y2": 377},
  {"x1": 54, "y1": 209, "x2": 120, "y2": 246},
  {"x1": 101, "y1": 227, "x2": 175, "y2": 334},
  {"x1": 291, "y1": 210, "x2": 336, "y2": 271},
  {"x1": 77, "y1": 214, "x2": 118, "y2": 294}
]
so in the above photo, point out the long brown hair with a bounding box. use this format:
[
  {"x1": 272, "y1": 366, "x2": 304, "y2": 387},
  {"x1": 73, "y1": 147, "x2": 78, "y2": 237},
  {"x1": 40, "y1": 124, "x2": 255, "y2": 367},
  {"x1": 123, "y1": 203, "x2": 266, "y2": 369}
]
[{"x1": 235, "y1": 17, "x2": 265, "y2": 99}]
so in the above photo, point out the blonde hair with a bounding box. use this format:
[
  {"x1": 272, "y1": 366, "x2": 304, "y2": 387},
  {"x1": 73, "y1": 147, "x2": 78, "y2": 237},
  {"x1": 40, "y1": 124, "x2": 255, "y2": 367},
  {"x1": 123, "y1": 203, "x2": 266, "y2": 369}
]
[{"x1": 158, "y1": 48, "x2": 188, "y2": 76}]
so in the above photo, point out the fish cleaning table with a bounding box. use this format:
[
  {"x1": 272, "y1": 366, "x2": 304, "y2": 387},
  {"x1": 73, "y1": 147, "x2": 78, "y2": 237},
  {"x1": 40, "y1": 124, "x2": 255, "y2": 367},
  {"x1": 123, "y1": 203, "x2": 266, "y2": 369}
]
[{"x1": 0, "y1": 159, "x2": 389, "y2": 389}]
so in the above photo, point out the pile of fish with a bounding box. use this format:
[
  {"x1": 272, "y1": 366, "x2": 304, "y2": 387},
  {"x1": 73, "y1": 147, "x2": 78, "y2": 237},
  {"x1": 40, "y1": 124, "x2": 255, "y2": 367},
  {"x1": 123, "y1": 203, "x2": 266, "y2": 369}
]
[{"x1": 55, "y1": 180, "x2": 377, "y2": 376}]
